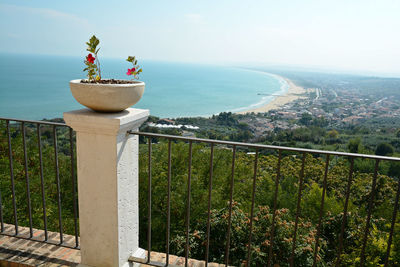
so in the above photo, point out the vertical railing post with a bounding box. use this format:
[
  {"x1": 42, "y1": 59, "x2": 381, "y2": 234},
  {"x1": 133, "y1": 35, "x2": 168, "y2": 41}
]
[
  {"x1": 147, "y1": 137, "x2": 153, "y2": 263},
  {"x1": 21, "y1": 122, "x2": 33, "y2": 237},
  {"x1": 6, "y1": 120, "x2": 18, "y2": 235},
  {"x1": 267, "y1": 150, "x2": 282, "y2": 267},
  {"x1": 336, "y1": 157, "x2": 354, "y2": 266},
  {"x1": 64, "y1": 108, "x2": 149, "y2": 267},
  {"x1": 225, "y1": 145, "x2": 236, "y2": 266},
  {"x1": 185, "y1": 141, "x2": 193, "y2": 267},
  {"x1": 37, "y1": 124, "x2": 48, "y2": 241},
  {"x1": 290, "y1": 152, "x2": 306, "y2": 267},
  {"x1": 53, "y1": 125, "x2": 63, "y2": 244}
]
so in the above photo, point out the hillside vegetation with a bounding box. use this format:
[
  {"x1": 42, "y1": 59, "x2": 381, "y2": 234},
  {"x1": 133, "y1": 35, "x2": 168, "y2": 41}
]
[{"x1": 1, "y1": 120, "x2": 399, "y2": 266}]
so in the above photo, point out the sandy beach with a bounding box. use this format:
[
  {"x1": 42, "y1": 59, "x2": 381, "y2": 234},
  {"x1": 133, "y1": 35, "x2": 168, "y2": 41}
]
[{"x1": 237, "y1": 76, "x2": 308, "y2": 114}]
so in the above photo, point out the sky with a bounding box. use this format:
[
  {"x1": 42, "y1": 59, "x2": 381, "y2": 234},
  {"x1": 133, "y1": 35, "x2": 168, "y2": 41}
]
[{"x1": 1, "y1": 0, "x2": 400, "y2": 76}]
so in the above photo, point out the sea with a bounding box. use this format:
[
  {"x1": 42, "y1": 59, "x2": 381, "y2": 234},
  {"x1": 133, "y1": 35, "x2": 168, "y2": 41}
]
[{"x1": 0, "y1": 53, "x2": 288, "y2": 120}]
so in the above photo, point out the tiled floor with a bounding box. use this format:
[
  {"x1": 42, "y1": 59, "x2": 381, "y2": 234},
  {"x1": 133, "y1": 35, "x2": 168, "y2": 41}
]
[
  {"x1": 0, "y1": 224, "x2": 80, "y2": 266},
  {"x1": 0, "y1": 224, "x2": 227, "y2": 267},
  {"x1": 138, "y1": 251, "x2": 226, "y2": 267}
]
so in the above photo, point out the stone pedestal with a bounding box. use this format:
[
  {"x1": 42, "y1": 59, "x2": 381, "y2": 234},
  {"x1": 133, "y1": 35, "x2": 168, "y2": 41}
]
[{"x1": 64, "y1": 108, "x2": 149, "y2": 267}]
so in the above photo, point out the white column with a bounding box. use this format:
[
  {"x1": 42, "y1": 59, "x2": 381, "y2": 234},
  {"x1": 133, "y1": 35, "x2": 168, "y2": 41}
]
[{"x1": 64, "y1": 108, "x2": 149, "y2": 267}]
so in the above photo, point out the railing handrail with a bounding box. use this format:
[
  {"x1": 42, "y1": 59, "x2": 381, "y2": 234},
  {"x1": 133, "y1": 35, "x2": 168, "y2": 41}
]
[
  {"x1": 0, "y1": 117, "x2": 68, "y2": 127},
  {"x1": 129, "y1": 131, "x2": 400, "y2": 162}
]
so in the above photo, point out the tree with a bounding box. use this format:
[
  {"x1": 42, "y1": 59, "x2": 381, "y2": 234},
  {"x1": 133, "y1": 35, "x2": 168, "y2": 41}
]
[
  {"x1": 348, "y1": 138, "x2": 361, "y2": 153},
  {"x1": 327, "y1": 129, "x2": 339, "y2": 139},
  {"x1": 216, "y1": 112, "x2": 238, "y2": 126},
  {"x1": 299, "y1": 113, "x2": 312, "y2": 126},
  {"x1": 375, "y1": 142, "x2": 394, "y2": 156},
  {"x1": 388, "y1": 162, "x2": 400, "y2": 177},
  {"x1": 312, "y1": 116, "x2": 328, "y2": 127}
]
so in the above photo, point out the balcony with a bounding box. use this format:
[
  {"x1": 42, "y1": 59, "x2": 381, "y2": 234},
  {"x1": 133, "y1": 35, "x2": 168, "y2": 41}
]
[{"x1": 0, "y1": 109, "x2": 399, "y2": 266}]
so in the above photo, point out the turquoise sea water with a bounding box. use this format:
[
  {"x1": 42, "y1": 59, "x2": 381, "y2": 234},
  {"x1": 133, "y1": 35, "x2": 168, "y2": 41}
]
[{"x1": 0, "y1": 54, "x2": 287, "y2": 120}]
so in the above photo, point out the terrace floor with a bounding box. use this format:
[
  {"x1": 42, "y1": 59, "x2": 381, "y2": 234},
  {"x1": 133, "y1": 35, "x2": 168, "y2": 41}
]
[
  {"x1": 0, "y1": 224, "x2": 225, "y2": 267},
  {"x1": 0, "y1": 224, "x2": 79, "y2": 267}
]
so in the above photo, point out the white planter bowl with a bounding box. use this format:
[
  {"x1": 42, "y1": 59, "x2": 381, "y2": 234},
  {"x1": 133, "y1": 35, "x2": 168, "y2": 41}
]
[{"x1": 69, "y1": 79, "x2": 145, "y2": 112}]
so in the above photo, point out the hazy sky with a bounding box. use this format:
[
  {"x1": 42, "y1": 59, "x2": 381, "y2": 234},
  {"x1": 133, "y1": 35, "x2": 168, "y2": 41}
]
[{"x1": 1, "y1": 0, "x2": 399, "y2": 75}]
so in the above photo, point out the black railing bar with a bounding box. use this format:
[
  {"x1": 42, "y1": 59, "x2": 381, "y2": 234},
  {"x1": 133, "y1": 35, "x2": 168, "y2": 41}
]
[
  {"x1": 0, "y1": 231, "x2": 79, "y2": 249},
  {"x1": 53, "y1": 126, "x2": 63, "y2": 244},
  {"x1": 185, "y1": 141, "x2": 193, "y2": 267},
  {"x1": 69, "y1": 128, "x2": 79, "y2": 248},
  {"x1": 205, "y1": 143, "x2": 214, "y2": 267},
  {"x1": 6, "y1": 120, "x2": 18, "y2": 235},
  {"x1": 312, "y1": 154, "x2": 330, "y2": 267},
  {"x1": 129, "y1": 131, "x2": 400, "y2": 162},
  {"x1": 166, "y1": 139, "x2": 172, "y2": 266},
  {"x1": 384, "y1": 178, "x2": 400, "y2": 267},
  {"x1": 37, "y1": 124, "x2": 48, "y2": 241},
  {"x1": 290, "y1": 152, "x2": 306, "y2": 267},
  {"x1": 246, "y1": 148, "x2": 259, "y2": 266},
  {"x1": 335, "y1": 157, "x2": 354, "y2": 266},
  {"x1": 225, "y1": 145, "x2": 236, "y2": 267},
  {"x1": 0, "y1": 117, "x2": 67, "y2": 127},
  {"x1": 147, "y1": 138, "x2": 153, "y2": 264},
  {"x1": 267, "y1": 150, "x2": 282, "y2": 267},
  {"x1": 360, "y1": 159, "x2": 379, "y2": 266},
  {"x1": 21, "y1": 122, "x2": 33, "y2": 238},
  {"x1": 0, "y1": 190, "x2": 4, "y2": 232}
]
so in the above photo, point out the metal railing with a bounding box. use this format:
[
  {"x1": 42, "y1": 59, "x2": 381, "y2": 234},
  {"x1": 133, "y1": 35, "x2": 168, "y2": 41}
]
[
  {"x1": 0, "y1": 117, "x2": 79, "y2": 249},
  {"x1": 1, "y1": 117, "x2": 400, "y2": 265},
  {"x1": 128, "y1": 131, "x2": 400, "y2": 267}
]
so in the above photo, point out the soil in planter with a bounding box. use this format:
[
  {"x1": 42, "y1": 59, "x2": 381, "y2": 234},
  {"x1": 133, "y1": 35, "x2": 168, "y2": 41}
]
[{"x1": 80, "y1": 79, "x2": 140, "y2": 84}]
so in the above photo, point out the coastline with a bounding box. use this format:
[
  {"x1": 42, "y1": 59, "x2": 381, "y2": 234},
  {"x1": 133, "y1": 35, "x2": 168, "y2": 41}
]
[{"x1": 236, "y1": 75, "x2": 308, "y2": 114}]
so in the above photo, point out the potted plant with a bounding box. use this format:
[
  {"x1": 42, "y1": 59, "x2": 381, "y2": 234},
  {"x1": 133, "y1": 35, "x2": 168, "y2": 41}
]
[{"x1": 69, "y1": 35, "x2": 144, "y2": 112}]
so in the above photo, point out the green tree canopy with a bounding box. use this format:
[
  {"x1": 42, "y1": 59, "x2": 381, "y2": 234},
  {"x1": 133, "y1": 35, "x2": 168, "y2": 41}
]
[
  {"x1": 375, "y1": 142, "x2": 394, "y2": 156},
  {"x1": 348, "y1": 138, "x2": 361, "y2": 153}
]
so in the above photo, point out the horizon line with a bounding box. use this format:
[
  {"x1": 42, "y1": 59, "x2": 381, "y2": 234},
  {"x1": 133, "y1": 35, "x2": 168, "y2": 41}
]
[{"x1": 1, "y1": 51, "x2": 400, "y2": 79}]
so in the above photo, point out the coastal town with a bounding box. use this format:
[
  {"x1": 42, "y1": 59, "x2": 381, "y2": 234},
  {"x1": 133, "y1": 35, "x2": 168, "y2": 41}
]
[
  {"x1": 144, "y1": 75, "x2": 400, "y2": 140},
  {"x1": 239, "y1": 82, "x2": 400, "y2": 136}
]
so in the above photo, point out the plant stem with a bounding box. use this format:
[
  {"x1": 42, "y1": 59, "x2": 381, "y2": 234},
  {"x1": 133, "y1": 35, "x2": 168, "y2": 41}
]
[{"x1": 95, "y1": 53, "x2": 102, "y2": 79}]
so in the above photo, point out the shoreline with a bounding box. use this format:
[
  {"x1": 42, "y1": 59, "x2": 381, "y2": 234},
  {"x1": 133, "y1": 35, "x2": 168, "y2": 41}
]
[{"x1": 236, "y1": 75, "x2": 308, "y2": 114}]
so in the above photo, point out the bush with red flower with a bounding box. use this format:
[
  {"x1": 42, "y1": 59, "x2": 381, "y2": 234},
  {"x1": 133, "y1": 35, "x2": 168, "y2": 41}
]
[
  {"x1": 126, "y1": 56, "x2": 142, "y2": 80},
  {"x1": 83, "y1": 35, "x2": 101, "y2": 82},
  {"x1": 83, "y1": 35, "x2": 142, "y2": 82}
]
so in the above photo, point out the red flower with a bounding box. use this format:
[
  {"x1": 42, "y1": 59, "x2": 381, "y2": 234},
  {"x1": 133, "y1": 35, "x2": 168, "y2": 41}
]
[
  {"x1": 126, "y1": 67, "x2": 136, "y2": 75},
  {"x1": 86, "y1": 54, "x2": 95, "y2": 64}
]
